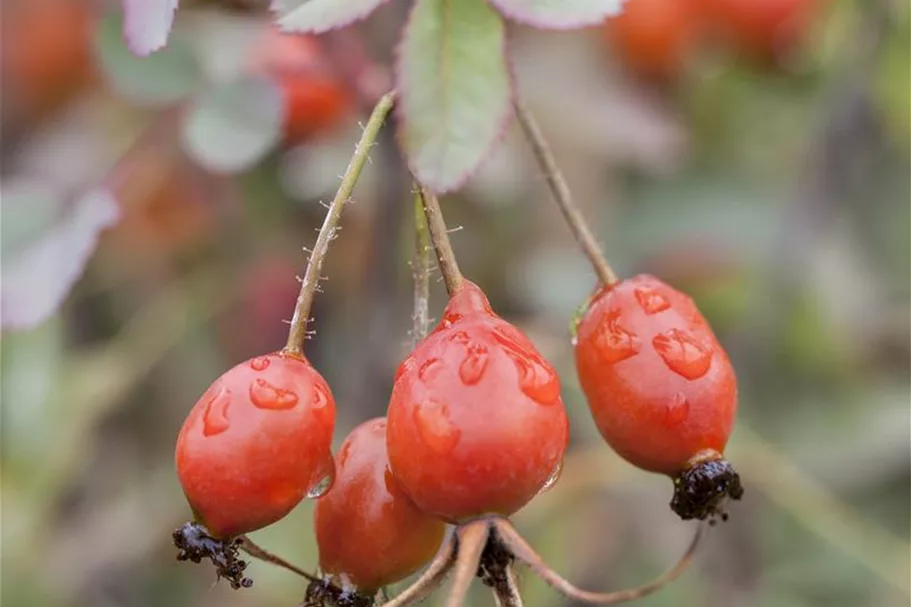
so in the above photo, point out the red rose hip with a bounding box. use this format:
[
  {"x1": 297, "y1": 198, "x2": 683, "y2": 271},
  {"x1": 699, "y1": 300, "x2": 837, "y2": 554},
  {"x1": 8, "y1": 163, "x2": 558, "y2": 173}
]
[
  {"x1": 175, "y1": 351, "x2": 336, "y2": 538},
  {"x1": 313, "y1": 418, "x2": 445, "y2": 595},
  {"x1": 574, "y1": 274, "x2": 742, "y2": 521},
  {"x1": 386, "y1": 280, "x2": 569, "y2": 523}
]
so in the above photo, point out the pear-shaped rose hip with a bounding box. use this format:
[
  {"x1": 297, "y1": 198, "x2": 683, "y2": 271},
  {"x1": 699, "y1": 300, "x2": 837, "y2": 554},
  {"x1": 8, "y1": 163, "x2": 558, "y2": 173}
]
[
  {"x1": 176, "y1": 351, "x2": 336, "y2": 538},
  {"x1": 314, "y1": 418, "x2": 445, "y2": 595},
  {"x1": 574, "y1": 274, "x2": 742, "y2": 521},
  {"x1": 387, "y1": 280, "x2": 569, "y2": 523}
]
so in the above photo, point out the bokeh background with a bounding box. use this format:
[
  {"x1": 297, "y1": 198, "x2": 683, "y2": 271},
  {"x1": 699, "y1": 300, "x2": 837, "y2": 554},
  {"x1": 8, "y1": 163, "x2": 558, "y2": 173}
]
[{"x1": 2, "y1": 1, "x2": 909, "y2": 606}]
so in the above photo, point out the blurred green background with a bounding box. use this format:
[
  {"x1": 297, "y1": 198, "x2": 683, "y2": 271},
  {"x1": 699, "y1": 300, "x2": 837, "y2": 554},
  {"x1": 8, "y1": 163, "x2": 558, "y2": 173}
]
[{"x1": 1, "y1": 1, "x2": 909, "y2": 606}]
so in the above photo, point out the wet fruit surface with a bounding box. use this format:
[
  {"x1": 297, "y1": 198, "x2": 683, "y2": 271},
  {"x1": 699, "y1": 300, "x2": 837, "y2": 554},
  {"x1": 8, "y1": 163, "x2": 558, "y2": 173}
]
[
  {"x1": 314, "y1": 418, "x2": 445, "y2": 593},
  {"x1": 176, "y1": 352, "x2": 336, "y2": 538},
  {"x1": 386, "y1": 280, "x2": 569, "y2": 522},
  {"x1": 574, "y1": 274, "x2": 737, "y2": 475}
]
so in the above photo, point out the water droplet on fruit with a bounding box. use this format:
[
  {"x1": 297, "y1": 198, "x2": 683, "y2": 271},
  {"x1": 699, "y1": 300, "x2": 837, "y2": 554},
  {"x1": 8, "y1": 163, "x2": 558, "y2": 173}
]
[
  {"x1": 250, "y1": 356, "x2": 271, "y2": 371},
  {"x1": 594, "y1": 311, "x2": 640, "y2": 363},
  {"x1": 449, "y1": 330, "x2": 471, "y2": 344},
  {"x1": 202, "y1": 387, "x2": 232, "y2": 436},
  {"x1": 458, "y1": 343, "x2": 489, "y2": 385},
  {"x1": 664, "y1": 392, "x2": 690, "y2": 425},
  {"x1": 652, "y1": 329, "x2": 713, "y2": 380},
  {"x1": 509, "y1": 352, "x2": 560, "y2": 405},
  {"x1": 413, "y1": 399, "x2": 461, "y2": 455},
  {"x1": 538, "y1": 459, "x2": 564, "y2": 494},
  {"x1": 249, "y1": 378, "x2": 299, "y2": 409},
  {"x1": 310, "y1": 382, "x2": 334, "y2": 428},
  {"x1": 307, "y1": 456, "x2": 336, "y2": 499},
  {"x1": 418, "y1": 358, "x2": 443, "y2": 383},
  {"x1": 634, "y1": 288, "x2": 670, "y2": 315}
]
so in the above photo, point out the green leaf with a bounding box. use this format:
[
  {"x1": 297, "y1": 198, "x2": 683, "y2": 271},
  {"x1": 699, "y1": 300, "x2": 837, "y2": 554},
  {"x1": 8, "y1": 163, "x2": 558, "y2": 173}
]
[
  {"x1": 489, "y1": 0, "x2": 623, "y2": 29},
  {"x1": 274, "y1": 0, "x2": 391, "y2": 34},
  {"x1": 181, "y1": 76, "x2": 285, "y2": 174},
  {"x1": 397, "y1": 0, "x2": 513, "y2": 193},
  {"x1": 94, "y1": 10, "x2": 200, "y2": 106}
]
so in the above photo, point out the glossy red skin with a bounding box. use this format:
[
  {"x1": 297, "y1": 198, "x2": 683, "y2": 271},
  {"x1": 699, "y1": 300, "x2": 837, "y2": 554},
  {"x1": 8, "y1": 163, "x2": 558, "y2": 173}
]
[
  {"x1": 315, "y1": 418, "x2": 445, "y2": 592},
  {"x1": 603, "y1": 0, "x2": 703, "y2": 80},
  {"x1": 247, "y1": 28, "x2": 352, "y2": 141},
  {"x1": 386, "y1": 281, "x2": 569, "y2": 523},
  {"x1": 702, "y1": 0, "x2": 822, "y2": 61},
  {"x1": 574, "y1": 274, "x2": 737, "y2": 476},
  {"x1": 176, "y1": 352, "x2": 336, "y2": 538}
]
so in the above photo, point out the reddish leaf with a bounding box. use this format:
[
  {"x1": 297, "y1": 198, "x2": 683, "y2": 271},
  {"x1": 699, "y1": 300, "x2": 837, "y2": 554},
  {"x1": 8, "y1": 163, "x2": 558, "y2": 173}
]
[{"x1": 2, "y1": 184, "x2": 120, "y2": 330}]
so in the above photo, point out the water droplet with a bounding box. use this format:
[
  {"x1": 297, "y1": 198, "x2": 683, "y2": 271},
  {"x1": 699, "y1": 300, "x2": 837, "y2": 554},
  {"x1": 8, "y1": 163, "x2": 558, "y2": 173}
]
[
  {"x1": 310, "y1": 382, "x2": 334, "y2": 428},
  {"x1": 250, "y1": 356, "x2": 271, "y2": 371},
  {"x1": 418, "y1": 358, "x2": 443, "y2": 383},
  {"x1": 413, "y1": 399, "x2": 461, "y2": 455},
  {"x1": 307, "y1": 456, "x2": 336, "y2": 499},
  {"x1": 449, "y1": 330, "x2": 471, "y2": 344},
  {"x1": 652, "y1": 329, "x2": 713, "y2": 380},
  {"x1": 508, "y1": 352, "x2": 561, "y2": 405},
  {"x1": 493, "y1": 328, "x2": 560, "y2": 405},
  {"x1": 634, "y1": 288, "x2": 670, "y2": 315},
  {"x1": 664, "y1": 392, "x2": 690, "y2": 425},
  {"x1": 538, "y1": 459, "x2": 564, "y2": 494},
  {"x1": 594, "y1": 310, "x2": 640, "y2": 363},
  {"x1": 249, "y1": 378, "x2": 299, "y2": 409},
  {"x1": 458, "y1": 343, "x2": 489, "y2": 385},
  {"x1": 202, "y1": 387, "x2": 232, "y2": 436}
]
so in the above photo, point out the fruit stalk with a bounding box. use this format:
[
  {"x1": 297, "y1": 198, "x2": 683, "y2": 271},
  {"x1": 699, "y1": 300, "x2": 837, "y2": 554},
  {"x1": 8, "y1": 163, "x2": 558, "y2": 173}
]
[
  {"x1": 513, "y1": 96, "x2": 619, "y2": 286},
  {"x1": 284, "y1": 91, "x2": 396, "y2": 355},
  {"x1": 418, "y1": 186, "x2": 464, "y2": 296},
  {"x1": 412, "y1": 185, "x2": 433, "y2": 342}
]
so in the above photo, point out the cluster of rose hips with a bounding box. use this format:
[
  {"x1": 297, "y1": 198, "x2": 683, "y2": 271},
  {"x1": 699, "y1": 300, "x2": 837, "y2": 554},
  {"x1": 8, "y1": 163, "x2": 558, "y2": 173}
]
[
  {"x1": 173, "y1": 94, "x2": 742, "y2": 605},
  {"x1": 603, "y1": 0, "x2": 829, "y2": 80}
]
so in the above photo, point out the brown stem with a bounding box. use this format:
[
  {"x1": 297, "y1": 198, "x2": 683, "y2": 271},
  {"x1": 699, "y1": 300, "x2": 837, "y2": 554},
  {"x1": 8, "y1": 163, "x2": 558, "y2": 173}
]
[
  {"x1": 239, "y1": 536, "x2": 319, "y2": 582},
  {"x1": 382, "y1": 532, "x2": 458, "y2": 607},
  {"x1": 283, "y1": 91, "x2": 396, "y2": 355},
  {"x1": 494, "y1": 518, "x2": 704, "y2": 604},
  {"x1": 491, "y1": 565, "x2": 524, "y2": 607},
  {"x1": 412, "y1": 185, "x2": 433, "y2": 343},
  {"x1": 513, "y1": 96, "x2": 619, "y2": 286},
  {"x1": 418, "y1": 186, "x2": 464, "y2": 296},
  {"x1": 443, "y1": 521, "x2": 490, "y2": 607}
]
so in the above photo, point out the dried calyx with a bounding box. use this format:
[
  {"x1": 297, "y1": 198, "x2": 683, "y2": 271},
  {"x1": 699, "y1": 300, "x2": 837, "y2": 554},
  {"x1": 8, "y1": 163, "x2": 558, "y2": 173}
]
[
  {"x1": 671, "y1": 452, "x2": 744, "y2": 523},
  {"x1": 173, "y1": 522, "x2": 252, "y2": 589}
]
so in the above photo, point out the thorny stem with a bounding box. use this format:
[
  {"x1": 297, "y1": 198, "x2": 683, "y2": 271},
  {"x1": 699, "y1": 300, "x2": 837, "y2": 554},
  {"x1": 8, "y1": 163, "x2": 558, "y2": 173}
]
[
  {"x1": 239, "y1": 536, "x2": 319, "y2": 582},
  {"x1": 412, "y1": 185, "x2": 433, "y2": 343},
  {"x1": 284, "y1": 92, "x2": 396, "y2": 355},
  {"x1": 418, "y1": 187, "x2": 464, "y2": 296},
  {"x1": 513, "y1": 96, "x2": 619, "y2": 286}
]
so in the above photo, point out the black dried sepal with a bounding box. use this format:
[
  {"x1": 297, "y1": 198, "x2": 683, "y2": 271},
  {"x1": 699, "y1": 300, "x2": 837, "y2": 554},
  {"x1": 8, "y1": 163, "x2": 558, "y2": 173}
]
[
  {"x1": 173, "y1": 522, "x2": 253, "y2": 589},
  {"x1": 670, "y1": 458, "x2": 743, "y2": 523}
]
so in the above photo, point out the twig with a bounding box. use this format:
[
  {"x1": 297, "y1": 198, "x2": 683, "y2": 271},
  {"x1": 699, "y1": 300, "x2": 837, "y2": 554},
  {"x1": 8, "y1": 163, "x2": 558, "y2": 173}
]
[
  {"x1": 412, "y1": 185, "x2": 433, "y2": 343},
  {"x1": 284, "y1": 91, "x2": 396, "y2": 355},
  {"x1": 443, "y1": 521, "x2": 490, "y2": 607},
  {"x1": 418, "y1": 186, "x2": 464, "y2": 296},
  {"x1": 382, "y1": 533, "x2": 458, "y2": 607},
  {"x1": 491, "y1": 565, "x2": 524, "y2": 607},
  {"x1": 239, "y1": 536, "x2": 319, "y2": 582},
  {"x1": 513, "y1": 95, "x2": 619, "y2": 286},
  {"x1": 494, "y1": 517, "x2": 703, "y2": 604}
]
